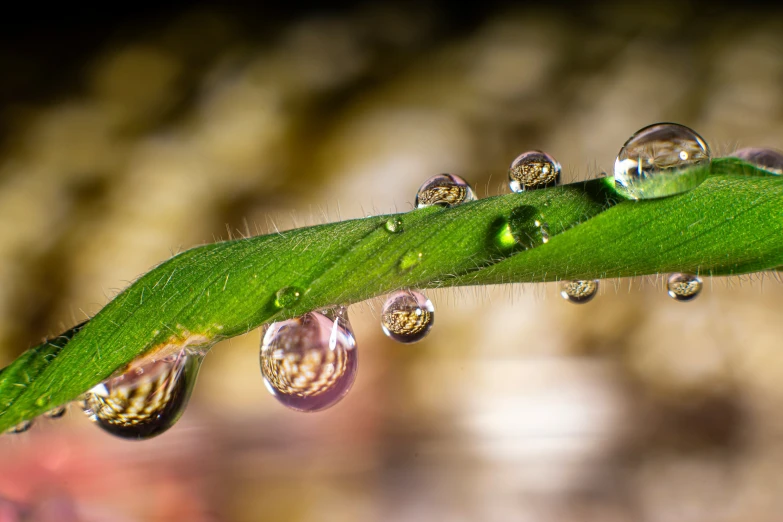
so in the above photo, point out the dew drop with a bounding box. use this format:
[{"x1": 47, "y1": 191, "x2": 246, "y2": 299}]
[
  {"x1": 82, "y1": 349, "x2": 203, "y2": 440},
  {"x1": 381, "y1": 290, "x2": 434, "y2": 344},
  {"x1": 384, "y1": 217, "x2": 404, "y2": 234},
  {"x1": 44, "y1": 405, "x2": 67, "y2": 419},
  {"x1": 494, "y1": 206, "x2": 549, "y2": 251},
  {"x1": 415, "y1": 174, "x2": 476, "y2": 208},
  {"x1": 614, "y1": 123, "x2": 711, "y2": 200},
  {"x1": 667, "y1": 273, "x2": 702, "y2": 302},
  {"x1": 398, "y1": 250, "x2": 423, "y2": 273},
  {"x1": 508, "y1": 151, "x2": 561, "y2": 192},
  {"x1": 274, "y1": 286, "x2": 303, "y2": 309},
  {"x1": 5, "y1": 420, "x2": 32, "y2": 434},
  {"x1": 560, "y1": 280, "x2": 599, "y2": 304},
  {"x1": 731, "y1": 147, "x2": 783, "y2": 175},
  {"x1": 260, "y1": 308, "x2": 357, "y2": 412}
]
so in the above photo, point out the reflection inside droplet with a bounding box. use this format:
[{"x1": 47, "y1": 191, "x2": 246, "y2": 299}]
[{"x1": 260, "y1": 308, "x2": 357, "y2": 412}]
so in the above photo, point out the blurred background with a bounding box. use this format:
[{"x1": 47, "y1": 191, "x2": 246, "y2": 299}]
[{"x1": 1, "y1": 2, "x2": 783, "y2": 521}]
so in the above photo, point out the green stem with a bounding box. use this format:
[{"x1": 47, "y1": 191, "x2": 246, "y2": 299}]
[{"x1": 0, "y1": 158, "x2": 781, "y2": 431}]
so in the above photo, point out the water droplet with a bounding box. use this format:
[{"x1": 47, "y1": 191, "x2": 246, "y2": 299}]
[
  {"x1": 274, "y1": 286, "x2": 303, "y2": 309},
  {"x1": 560, "y1": 280, "x2": 599, "y2": 304},
  {"x1": 5, "y1": 420, "x2": 32, "y2": 434},
  {"x1": 260, "y1": 308, "x2": 357, "y2": 412},
  {"x1": 732, "y1": 147, "x2": 783, "y2": 175},
  {"x1": 398, "y1": 250, "x2": 423, "y2": 273},
  {"x1": 667, "y1": 273, "x2": 702, "y2": 302},
  {"x1": 614, "y1": 123, "x2": 711, "y2": 199},
  {"x1": 508, "y1": 151, "x2": 561, "y2": 192},
  {"x1": 82, "y1": 349, "x2": 203, "y2": 440},
  {"x1": 384, "y1": 217, "x2": 404, "y2": 233},
  {"x1": 415, "y1": 174, "x2": 476, "y2": 208},
  {"x1": 44, "y1": 405, "x2": 67, "y2": 419},
  {"x1": 494, "y1": 206, "x2": 549, "y2": 251},
  {"x1": 381, "y1": 290, "x2": 435, "y2": 344}
]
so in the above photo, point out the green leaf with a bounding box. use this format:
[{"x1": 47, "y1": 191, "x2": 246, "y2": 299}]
[{"x1": 1, "y1": 158, "x2": 781, "y2": 432}]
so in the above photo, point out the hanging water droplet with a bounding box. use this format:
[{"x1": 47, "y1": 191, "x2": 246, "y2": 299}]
[
  {"x1": 614, "y1": 123, "x2": 711, "y2": 200},
  {"x1": 560, "y1": 280, "x2": 599, "y2": 304},
  {"x1": 384, "y1": 217, "x2": 404, "y2": 233},
  {"x1": 732, "y1": 147, "x2": 783, "y2": 175},
  {"x1": 381, "y1": 290, "x2": 434, "y2": 344},
  {"x1": 260, "y1": 308, "x2": 357, "y2": 412},
  {"x1": 508, "y1": 151, "x2": 561, "y2": 192},
  {"x1": 5, "y1": 420, "x2": 33, "y2": 434},
  {"x1": 44, "y1": 405, "x2": 67, "y2": 419},
  {"x1": 82, "y1": 349, "x2": 203, "y2": 440},
  {"x1": 398, "y1": 250, "x2": 423, "y2": 273},
  {"x1": 667, "y1": 273, "x2": 702, "y2": 302},
  {"x1": 274, "y1": 286, "x2": 303, "y2": 309},
  {"x1": 415, "y1": 174, "x2": 476, "y2": 208}
]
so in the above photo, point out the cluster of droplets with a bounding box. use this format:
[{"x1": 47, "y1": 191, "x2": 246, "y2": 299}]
[
  {"x1": 12, "y1": 123, "x2": 781, "y2": 439},
  {"x1": 502, "y1": 123, "x2": 716, "y2": 305}
]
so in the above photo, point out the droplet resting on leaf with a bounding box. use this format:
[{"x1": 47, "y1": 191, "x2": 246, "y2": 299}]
[
  {"x1": 415, "y1": 174, "x2": 476, "y2": 208},
  {"x1": 614, "y1": 122, "x2": 711, "y2": 200},
  {"x1": 508, "y1": 150, "x2": 561, "y2": 192}
]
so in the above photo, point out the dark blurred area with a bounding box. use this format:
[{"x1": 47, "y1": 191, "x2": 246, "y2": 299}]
[{"x1": 1, "y1": 2, "x2": 783, "y2": 521}]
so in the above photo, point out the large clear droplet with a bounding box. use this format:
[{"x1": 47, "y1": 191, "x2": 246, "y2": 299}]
[
  {"x1": 614, "y1": 123, "x2": 711, "y2": 200},
  {"x1": 667, "y1": 273, "x2": 702, "y2": 302},
  {"x1": 260, "y1": 308, "x2": 357, "y2": 412},
  {"x1": 732, "y1": 147, "x2": 783, "y2": 175},
  {"x1": 508, "y1": 151, "x2": 561, "y2": 192},
  {"x1": 5, "y1": 420, "x2": 33, "y2": 434},
  {"x1": 415, "y1": 174, "x2": 476, "y2": 208},
  {"x1": 381, "y1": 290, "x2": 434, "y2": 344},
  {"x1": 560, "y1": 280, "x2": 599, "y2": 304},
  {"x1": 82, "y1": 349, "x2": 203, "y2": 440}
]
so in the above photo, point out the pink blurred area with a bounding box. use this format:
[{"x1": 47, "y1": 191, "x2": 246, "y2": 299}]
[{"x1": 2, "y1": 3, "x2": 783, "y2": 521}]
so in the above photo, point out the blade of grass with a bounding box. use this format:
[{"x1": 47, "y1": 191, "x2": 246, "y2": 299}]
[{"x1": 0, "y1": 158, "x2": 780, "y2": 431}]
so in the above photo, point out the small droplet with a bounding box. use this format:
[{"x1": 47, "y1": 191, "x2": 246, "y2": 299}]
[
  {"x1": 614, "y1": 123, "x2": 711, "y2": 199},
  {"x1": 44, "y1": 405, "x2": 67, "y2": 419},
  {"x1": 667, "y1": 273, "x2": 702, "y2": 302},
  {"x1": 381, "y1": 290, "x2": 434, "y2": 344},
  {"x1": 508, "y1": 151, "x2": 561, "y2": 192},
  {"x1": 398, "y1": 250, "x2": 423, "y2": 273},
  {"x1": 260, "y1": 308, "x2": 357, "y2": 412},
  {"x1": 415, "y1": 174, "x2": 476, "y2": 208},
  {"x1": 82, "y1": 349, "x2": 203, "y2": 440},
  {"x1": 274, "y1": 286, "x2": 303, "y2": 309},
  {"x1": 731, "y1": 147, "x2": 783, "y2": 175},
  {"x1": 560, "y1": 280, "x2": 599, "y2": 304},
  {"x1": 5, "y1": 420, "x2": 32, "y2": 434},
  {"x1": 384, "y1": 217, "x2": 404, "y2": 233}
]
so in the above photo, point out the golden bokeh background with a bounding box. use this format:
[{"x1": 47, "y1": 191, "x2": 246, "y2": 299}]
[{"x1": 1, "y1": 3, "x2": 783, "y2": 521}]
